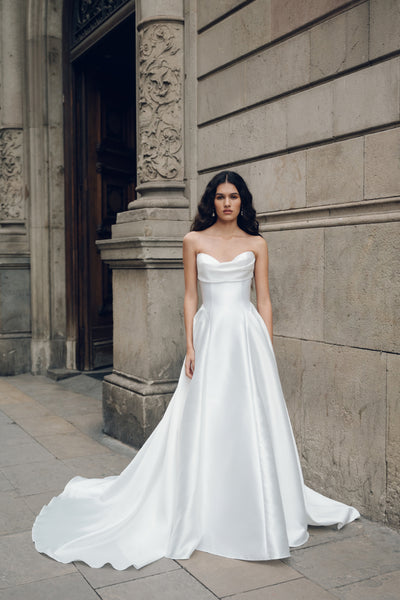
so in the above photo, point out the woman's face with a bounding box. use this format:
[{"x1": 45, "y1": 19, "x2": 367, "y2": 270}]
[{"x1": 214, "y1": 182, "x2": 241, "y2": 222}]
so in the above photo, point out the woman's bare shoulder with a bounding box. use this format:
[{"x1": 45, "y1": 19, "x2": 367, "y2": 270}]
[{"x1": 183, "y1": 230, "x2": 209, "y2": 250}]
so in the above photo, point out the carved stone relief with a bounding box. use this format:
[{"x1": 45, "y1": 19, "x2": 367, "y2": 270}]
[
  {"x1": 0, "y1": 129, "x2": 24, "y2": 221},
  {"x1": 72, "y1": 0, "x2": 131, "y2": 46},
  {"x1": 137, "y1": 22, "x2": 183, "y2": 184}
]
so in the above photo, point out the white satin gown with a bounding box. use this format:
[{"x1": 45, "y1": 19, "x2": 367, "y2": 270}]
[{"x1": 32, "y1": 251, "x2": 359, "y2": 570}]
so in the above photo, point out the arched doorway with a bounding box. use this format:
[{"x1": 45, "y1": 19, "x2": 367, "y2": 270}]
[{"x1": 64, "y1": 1, "x2": 136, "y2": 370}]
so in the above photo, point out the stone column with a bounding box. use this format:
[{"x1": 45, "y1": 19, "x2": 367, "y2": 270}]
[
  {"x1": 0, "y1": 0, "x2": 31, "y2": 375},
  {"x1": 97, "y1": 0, "x2": 190, "y2": 447}
]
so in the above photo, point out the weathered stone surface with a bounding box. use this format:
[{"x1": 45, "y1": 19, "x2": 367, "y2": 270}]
[
  {"x1": 286, "y1": 525, "x2": 400, "y2": 589},
  {"x1": 244, "y1": 32, "x2": 310, "y2": 105},
  {"x1": 271, "y1": 0, "x2": 350, "y2": 40},
  {"x1": 266, "y1": 228, "x2": 324, "y2": 340},
  {"x1": 365, "y1": 128, "x2": 400, "y2": 199},
  {"x1": 306, "y1": 138, "x2": 364, "y2": 206},
  {"x1": 335, "y1": 569, "x2": 400, "y2": 600},
  {"x1": 1, "y1": 457, "x2": 73, "y2": 496},
  {"x1": 324, "y1": 223, "x2": 400, "y2": 353},
  {"x1": 197, "y1": 0, "x2": 246, "y2": 30},
  {"x1": 112, "y1": 268, "x2": 185, "y2": 380},
  {"x1": 198, "y1": 0, "x2": 271, "y2": 77},
  {"x1": 333, "y1": 59, "x2": 400, "y2": 136},
  {"x1": 310, "y1": 3, "x2": 368, "y2": 80},
  {"x1": 35, "y1": 431, "x2": 110, "y2": 460},
  {"x1": 198, "y1": 62, "x2": 245, "y2": 124},
  {"x1": 273, "y1": 336, "x2": 304, "y2": 453},
  {"x1": 246, "y1": 152, "x2": 306, "y2": 213},
  {"x1": 198, "y1": 100, "x2": 287, "y2": 170},
  {"x1": 103, "y1": 379, "x2": 172, "y2": 448},
  {"x1": 228, "y1": 577, "x2": 337, "y2": 600},
  {"x1": 78, "y1": 557, "x2": 180, "y2": 589},
  {"x1": 0, "y1": 531, "x2": 75, "y2": 589},
  {"x1": 386, "y1": 353, "x2": 400, "y2": 528},
  {"x1": 0, "y1": 573, "x2": 99, "y2": 600},
  {"x1": 0, "y1": 490, "x2": 35, "y2": 535},
  {"x1": 0, "y1": 268, "x2": 30, "y2": 332},
  {"x1": 287, "y1": 82, "x2": 333, "y2": 148},
  {"x1": 300, "y1": 341, "x2": 386, "y2": 520},
  {"x1": 0, "y1": 337, "x2": 31, "y2": 375},
  {"x1": 370, "y1": 0, "x2": 400, "y2": 60},
  {"x1": 98, "y1": 568, "x2": 216, "y2": 600},
  {"x1": 177, "y1": 550, "x2": 301, "y2": 597}
]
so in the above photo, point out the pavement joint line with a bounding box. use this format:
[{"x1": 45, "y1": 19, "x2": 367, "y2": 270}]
[
  {"x1": 219, "y1": 573, "x2": 306, "y2": 598},
  {"x1": 174, "y1": 561, "x2": 221, "y2": 599},
  {"x1": 330, "y1": 568, "x2": 400, "y2": 589},
  {"x1": 85, "y1": 561, "x2": 184, "y2": 590}
]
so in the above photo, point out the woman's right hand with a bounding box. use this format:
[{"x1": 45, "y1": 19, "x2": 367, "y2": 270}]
[{"x1": 185, "y1": 348, "x2": 195, "y2": 379}]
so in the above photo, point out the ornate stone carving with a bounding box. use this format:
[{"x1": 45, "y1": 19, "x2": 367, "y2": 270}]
[
  {"x1": 72, "y1": 0, "x2": 131, "y2": 46},
  {"x1": 0, "y1": 129, "x2": 24, "y2": 221},
  {"x1": 137, "y1": 22, "x2": 183, "y2": 184}
]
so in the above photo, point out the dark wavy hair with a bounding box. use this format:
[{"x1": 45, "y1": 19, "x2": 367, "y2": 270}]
[{"x1": 191, "y1": 171, "x2": 260, "y2": 236}]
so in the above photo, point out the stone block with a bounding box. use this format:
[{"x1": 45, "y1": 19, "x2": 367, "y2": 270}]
[
  {"x1": 198, "y1": 0, "x2": 247, "y2": 30},
  {"x1": 176, "y1": 550, "x2": 301, "y2": 597},
  {"x1": 271, "y1": 0, "x2": 350, "y2": 40},
  {"x1": 198, "y1": 100, "x2": 287, "y2": 171},
  {"x1": 287, "y1": 82, "x2": 333, "y2": 148},
  {"x1": 333, "y1": 59, "x2": 400, "y2": 136},
  {"x1": 103, "y1": 377, "x2": 172, "y2": 448},
  {"x1": 370, "y1": 0, "x2": 400, "y2": 60},
  {"x1": 198, "y1": 0, "x2": 271, "y2": 77},
  {"x1": 365, "y1": 128, "x2": 400, "y2": 199},
  {"x1": 324, "y1": 223, "x2": 400, "y2": 353},
  {"x1": 0, "y1": 531, "x2": 76, "y2": 589},
  {"x1": 300, "y1": 341, "x2": 387, "y2": 520},
  {"x1": 198, "y1": 62, "x2": 245, "y2": 124},
  {"x1": 335, "y1": 569, "x2": 400, "y2": 600},
  {"x1": 310, "y1": 3, "x2": 368, "y2": 80},
  {"x1": 306, "y1": 137, "x2": 364, "y2": 206},
  {"x1": 273, "y1": 337, "x2": 304, "y2": 455},
  {"x1": 112, "y1": 268, "x2": 185, "y2": 381},
  {"x1": 244, "y1": 32, "x2": 310, "y2": 106},
  {"x1": 246, "y1": 151, "x2": 307, "y2": 212},
  {"x1": 386, "y1": 353, "x2": 400, "y2": 528},
  {"x1": 286, "y1": 527, "x2": 400, "y2": 589},
  {"x1": 266, "y1": 228, "x2": 324, "y2": 340},
  {"x1": 98, "y1": 568, "x2": 216, "y2": 600},
  {"x1": 0, "y1": 268, "x2": 31, "y2": 332}
]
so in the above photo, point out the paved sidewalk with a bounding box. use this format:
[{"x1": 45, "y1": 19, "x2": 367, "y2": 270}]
[{"x1": 0, "y1": 373, "x2": 399, "y2": 600}]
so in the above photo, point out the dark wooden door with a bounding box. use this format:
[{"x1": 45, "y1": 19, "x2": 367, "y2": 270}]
[{"x1": 73, "y1": 19, "x2": 135, "y2": 370}]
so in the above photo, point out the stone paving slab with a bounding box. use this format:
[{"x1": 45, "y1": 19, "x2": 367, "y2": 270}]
[
  {"x1": 226, "y1": 577, "x2": 338, "y2": 599},
  {"x1": 333, "y1": 569, "x2": 400, "y2": 600},
  {"x1": 34, "y1": 431, "x2": 112, "y2": 460},
  {"x1": 75, "y1": 557, "x2": 181, "y2": 589},
  {"x1": 0, "y1": 490, "x2": 36, "y2": 535},
  {"x1": 0, "y1": 531, "x2": 76, "y2": 589},
  {"x1": 1, "y1": 457, "x2": 74, "y2": 496},
  {"x1": 0, "y1": 572, "x2": 99, "y2": 600},
  {"x1": 177, "y1": 550, "x2": 302, "y2": 597},
  {"x1": 97, "y1": 568, "x2": 218, "y2": 600}
]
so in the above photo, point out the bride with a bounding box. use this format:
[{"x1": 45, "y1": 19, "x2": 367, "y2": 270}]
[{"x1": 32, "y1": 170, "x2": 359, "y2": 570}]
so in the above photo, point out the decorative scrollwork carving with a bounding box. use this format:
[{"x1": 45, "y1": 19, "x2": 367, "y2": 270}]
[
  {"x1": 72, "y1": 0, "x2": 131, "y2": 46},
  {"x1": 0, "y1": 129, "x2": 24, "y2": 221},
  {"x1": 137, "y1": 22, "x2": 183, "y2": 183}
]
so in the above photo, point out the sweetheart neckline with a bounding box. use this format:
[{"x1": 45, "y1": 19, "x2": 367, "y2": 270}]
[{"x1": 196, "y1": 250, "x2": 255, "y2": 264}]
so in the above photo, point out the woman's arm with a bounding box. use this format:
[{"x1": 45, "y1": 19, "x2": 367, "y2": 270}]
[
  {"x1": 254, "y1": 237, "x2": 273, "y2": 345},
  {"x1": 182, "y1": 233, "x2": 199, "y2": 378}
]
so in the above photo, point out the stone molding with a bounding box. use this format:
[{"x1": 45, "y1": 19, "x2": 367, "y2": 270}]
[
  {"x1": 137, "y1": 21, "x2": 184, "y2": 186},
  {"x1": 0, "y1": 129, "x2": 24, "y2": 222},
  {"x1": 105, "y1": 370, "x2": 178, "y2": 396},
  {"x1": 97, "y1": 236, "x2": 184, "y2": 269},
  {"x1": 259, "y1": 197, "x2": 400, "y2": 231}
]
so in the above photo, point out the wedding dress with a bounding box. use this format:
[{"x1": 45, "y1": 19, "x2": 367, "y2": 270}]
[{"x1": 32, "y1": 250, "x2": 359, "y2": 570}]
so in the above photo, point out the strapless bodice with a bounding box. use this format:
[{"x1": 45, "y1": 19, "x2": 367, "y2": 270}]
[{"x1": 196, "y1": 251, "x2": 255, "y2": 312}]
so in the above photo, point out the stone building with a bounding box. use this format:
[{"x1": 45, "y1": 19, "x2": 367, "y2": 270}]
[{"x1": 0, "y1": 0, "x2": 399, "y2": 527}]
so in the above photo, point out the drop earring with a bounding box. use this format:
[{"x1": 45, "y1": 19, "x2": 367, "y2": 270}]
[{"x1": 212, "y1": 209, "x2": 215, "y2": 217}]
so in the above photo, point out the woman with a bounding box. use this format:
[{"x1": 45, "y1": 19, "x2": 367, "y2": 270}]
[{"x1": 32, "y1": 171, "x2": 359, "y2": 570}]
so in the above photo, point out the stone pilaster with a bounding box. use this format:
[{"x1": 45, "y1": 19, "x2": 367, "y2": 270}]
[{"x1": 97, "y1": 0, "x2": 189, "y2": 447}]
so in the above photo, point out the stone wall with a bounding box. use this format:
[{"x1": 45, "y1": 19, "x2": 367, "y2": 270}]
[{"x1": 195, "y1": 0, "x2": 400, "y2": 527}]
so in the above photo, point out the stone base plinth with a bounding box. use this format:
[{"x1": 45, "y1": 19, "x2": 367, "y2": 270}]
[{"x1": 102, "y1": 372, "x2": 177, "y2": 448}]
